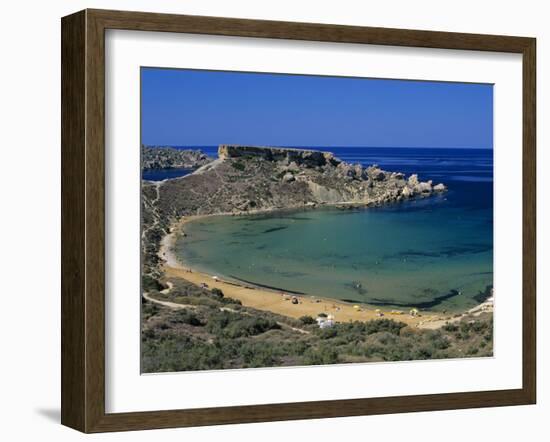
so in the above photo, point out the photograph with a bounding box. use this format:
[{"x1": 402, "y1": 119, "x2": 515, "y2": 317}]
[
  {"x1": 0, "y1": 0, "x2": 542, "y2": 438},
  {"x1": 140, "y1": 67, "x2": 495, "y2": 373}
]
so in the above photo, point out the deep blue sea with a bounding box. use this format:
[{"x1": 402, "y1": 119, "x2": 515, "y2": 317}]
[{"x1": 152, "y1": 146, "x2": 494, "y2": 312}]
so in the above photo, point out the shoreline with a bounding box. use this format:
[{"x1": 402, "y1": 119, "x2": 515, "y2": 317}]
[{"x1": 157, "y1": 213, "x2": 493, "y2": 329}]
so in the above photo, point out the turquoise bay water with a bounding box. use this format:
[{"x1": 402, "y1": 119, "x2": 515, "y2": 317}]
[{"x1": 174, "y1": 147, "x2": 493, "y2": 312}]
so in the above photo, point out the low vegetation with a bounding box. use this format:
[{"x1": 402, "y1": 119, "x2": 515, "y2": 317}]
[{"x1": 141, "y1": 278, "x2": 493, "y2": 373}]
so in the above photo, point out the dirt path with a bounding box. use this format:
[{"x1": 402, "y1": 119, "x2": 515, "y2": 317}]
[
  {"x1": 141, "y1": 182, "x2": 162, "y2": 241},
  {"x1": 144, "y1": 285, "x2": 310, "y2": 335},
  {"x1": 417, "y1": 299, "x2": 494, "y2": 330},
  {"x1": 143, "y1": 292, "x2": 196, "y2": 310}
]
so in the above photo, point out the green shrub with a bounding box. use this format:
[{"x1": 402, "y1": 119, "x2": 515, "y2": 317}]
[
  {"x1": 413, "y1": 346, "x2": 433, "y2": 359},
  {"x1": 224, "y1": 317, "x2": 281, "y2": 338},
  {"x1": 142, "y1": 274, "x2": 163, "y2": 291},
  {"x1": 169, "y1": 309, "x2": 203, "y2": 326},
  {"x1": 221, "y1": 296, "x2": 242, "y2": 305},
  {"x1": 318, "y1": 327, "x2": 338, "y2": 339},
  {"x1": 442, "y1": 323, "x2": 459, "y2": 332},
  {"x1": 211, "y1": 288, "x2": 224, "y2": 298},
  {"x1": 206, "y1": 311, "x2": 280, "y2": 338},
  {"x1": 425, "y1": 330, "x2": 450, "y2": 350},
  {"x1": 304, "y1": 347, "x2": 339, "y2": 365},
  {"x1": 299, "y1": 315, "x2": 316, "y2": 325},
  {"x1": 231, "y1": 161, "x2": 245, "y2": 171},
  {"x1": 141, "y1": 301, "x2": 160, "y2": 319},
  {"x1": 364, "y1": 319, "x2": 407, "y2": 335}
]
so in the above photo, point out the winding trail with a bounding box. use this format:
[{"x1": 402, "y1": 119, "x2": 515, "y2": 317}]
[
  {"x1": 141, "y1": 181, "x2": 162, "y2": 241},
  {"x1": 143, "y1": 291, "x2": 196, "y2": 310},
  {"x1": 143, "y1": 284, "x2": 310, "y2": 335}
]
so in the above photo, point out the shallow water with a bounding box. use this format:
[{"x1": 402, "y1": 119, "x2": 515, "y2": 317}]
[{"x1": 174, "y1": 147, "x2": 493, "y2": 312}]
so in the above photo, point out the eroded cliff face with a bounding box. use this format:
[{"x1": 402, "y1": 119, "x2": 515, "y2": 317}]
[
  {"x1": 141, "y1": 145, "x2": 446, "y2": 282},
  {"x1": 218, "y1": 145, "x2": 339, "y2": 168}
]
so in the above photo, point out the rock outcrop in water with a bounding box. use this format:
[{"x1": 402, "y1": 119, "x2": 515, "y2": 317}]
[
  {"x1": 141, "y1": 145, "x2": 213, "y2": 170},
  {"x1": 141, "y1": 145, "x2": 446, "y2": 283}
]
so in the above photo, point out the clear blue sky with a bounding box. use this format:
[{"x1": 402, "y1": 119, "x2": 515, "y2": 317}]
[{"x1": 141, "y1": 67, "x2": 493, "y2": 149}]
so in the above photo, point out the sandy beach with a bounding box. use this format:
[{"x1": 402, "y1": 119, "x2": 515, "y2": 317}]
[{"x1": 155, "y1": 215, "x2": 471, "y2": 328}]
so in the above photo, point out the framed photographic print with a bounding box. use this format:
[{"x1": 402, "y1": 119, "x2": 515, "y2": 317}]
[{"x1": 61, "y1": 9, "x2": 536, "y2": 433}]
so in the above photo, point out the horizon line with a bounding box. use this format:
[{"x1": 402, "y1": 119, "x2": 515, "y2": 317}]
[{"x1": 142, "y1": 143, "x2": 493, "y2": 150}]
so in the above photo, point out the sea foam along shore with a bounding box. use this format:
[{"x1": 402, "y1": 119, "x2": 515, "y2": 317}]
[{"x1": 156, "y1": 214, "x2": 470, "y2": 329}]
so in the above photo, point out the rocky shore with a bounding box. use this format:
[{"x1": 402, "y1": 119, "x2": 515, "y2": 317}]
[{"x1": 141, "y1": 145, "x2": 212, "y2": 170}]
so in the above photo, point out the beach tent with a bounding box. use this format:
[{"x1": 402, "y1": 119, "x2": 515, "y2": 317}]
[{"x1": 319, "y1": 318, "x2": 335, "y2": 329}]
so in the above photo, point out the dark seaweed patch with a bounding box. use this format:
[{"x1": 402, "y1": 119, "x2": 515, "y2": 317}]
[
  {"x1": 263, "y1": 226, "x2": 288, "y2": 234},
  {"x1": 440, "y1": 243, "x2": 492, "y2": 257},
  {"x1": 278, "y1": 271, "x2": 308, "y2": 278},
  {"x1": 243, "y1": 212, "x2": 312, "y2": 222},
  {"x1": 398, "y1": 250, "x2": 441, "y2": 258},
  {"x1": 472, "y1": 285, "x2": 493, "y2": 304},
  {"x1": 367, "y1": 289, "x2": 462, "y2": 309},
  {"x1": 227, "y1": 275, "x2": 305, "y2": 294},
  {"x1": 343, "y1": 281, "x2": 368, "y2": 295},
  {"x1": 393, "y1": 243, "x2": 492, "y2": 260}
]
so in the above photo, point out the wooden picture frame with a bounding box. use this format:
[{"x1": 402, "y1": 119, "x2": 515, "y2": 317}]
[{"x1": 61, "y1": 8, "x2": 536, "y2": 433}]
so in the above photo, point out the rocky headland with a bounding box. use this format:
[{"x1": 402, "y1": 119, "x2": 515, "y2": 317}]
[
  {"x1": 158, "y1": 144, "x2": 446, "y2": 215},
  {"x1": 141, "y1": 145, "x2": 212, "y2": 170},
  {"x1": 141, "y1": 145, "x2": 446, "y2": 286}
]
